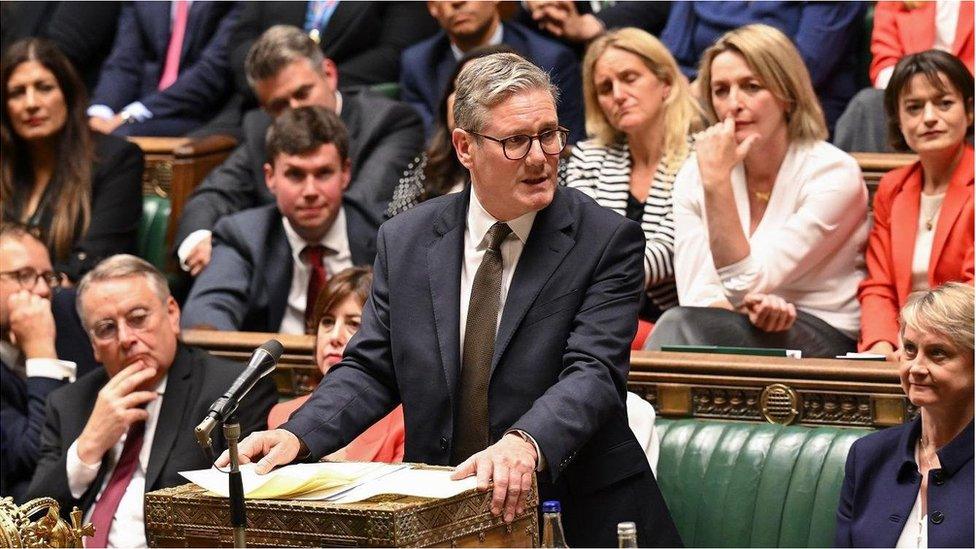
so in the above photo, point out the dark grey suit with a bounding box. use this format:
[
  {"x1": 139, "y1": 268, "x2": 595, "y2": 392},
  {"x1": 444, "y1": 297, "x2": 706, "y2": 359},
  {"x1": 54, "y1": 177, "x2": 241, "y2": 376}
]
[
  {"x1": 174, "y1": 88, "x2": 423, "y2": 245},
  {"x1": 26, "y1": 345, "x2": 277, "y2": 518},
  {"x1": 181, "y1": 202, "x2": 377, "y2": 332},
  {"x1": 282, "y1": 186, "x2": 682, "y2": 547}
]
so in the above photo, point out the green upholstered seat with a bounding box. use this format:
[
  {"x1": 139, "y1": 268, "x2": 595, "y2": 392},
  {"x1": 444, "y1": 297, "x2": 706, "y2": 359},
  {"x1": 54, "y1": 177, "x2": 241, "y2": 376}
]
[
  {"x1": 655, "y1": 419, "x2": 870, "y2": 547},
  {"x1": 137, "y1": 195, "x2": 171, "y2": 271},
  {"x1": 370, "y1": 82, "x2": 400, "y2": 100}
]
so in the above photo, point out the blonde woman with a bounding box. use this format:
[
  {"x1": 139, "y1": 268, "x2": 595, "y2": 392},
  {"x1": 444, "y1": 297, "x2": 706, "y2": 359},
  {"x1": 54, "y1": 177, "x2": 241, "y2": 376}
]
[
  {"x1": 566, "y1": 27, "x2": 701, "y2": 318},
  {"x1": 647, "y1": 24, "x2": 868, "y2": 357},
  {"x1": 836, "y1": 282, "x2": 973, "y2": 547}
]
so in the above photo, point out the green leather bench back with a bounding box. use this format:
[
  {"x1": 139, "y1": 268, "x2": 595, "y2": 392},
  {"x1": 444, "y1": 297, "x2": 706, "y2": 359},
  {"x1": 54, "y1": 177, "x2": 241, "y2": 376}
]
[
  {"x1": 656, "y1": 419, "x2": 870, "y2": 547},
  {"x1": 138, "y1": 195, "x2": 171, "y2": 271}
]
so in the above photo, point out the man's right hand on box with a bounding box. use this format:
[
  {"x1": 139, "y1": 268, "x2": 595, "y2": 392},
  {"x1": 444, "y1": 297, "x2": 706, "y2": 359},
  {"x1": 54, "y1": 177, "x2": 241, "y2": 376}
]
[{"x1": 217, "y1": 429, "x2": 301, "y2": 474}]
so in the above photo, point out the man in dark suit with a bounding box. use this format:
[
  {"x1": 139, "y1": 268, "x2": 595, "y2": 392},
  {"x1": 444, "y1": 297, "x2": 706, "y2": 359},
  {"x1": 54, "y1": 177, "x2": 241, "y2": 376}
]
[
  {"x1": 182, "y1": 107, "x2": 376, "y2": 333},
  {"x1": 227, "y1": 1, "x2": 439, "y2": 93},
  {"x1": 400, "y1": 0, "x2": 585, "y2": 142},
  {"x1": 87, "y1": 1, "x2": 241, "y2": 137},
  {"x1": 26, "y1": 254, "x2": 276, "y2": 547},
  {"x1": 222, "y1": 53, "x2": 681, "y2": 547},
  {"x1": 0, "y1": 223, "x2": 91, "y2": 503},
  {"x1": 175, "y1": 25, "x2": 422, "y2": 276}
]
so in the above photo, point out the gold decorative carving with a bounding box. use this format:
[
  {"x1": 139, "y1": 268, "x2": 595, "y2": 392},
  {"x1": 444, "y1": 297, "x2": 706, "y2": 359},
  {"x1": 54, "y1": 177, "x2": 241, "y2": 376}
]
[
  {"x1": 692, "y1": 387, "x2": 762, "y2": 420},
  {"x1": 801, "y1": 393, "x2": 873, "y2": 425},
  {"x1": 657, "y1": 385, "x2": 692, "y2": 415},
  {"x1": 0, "y1": 497, "x2": 92, "y2": 548},
  {"x1": 760, "y1": 384, "x2": 801, "y2": 425}
]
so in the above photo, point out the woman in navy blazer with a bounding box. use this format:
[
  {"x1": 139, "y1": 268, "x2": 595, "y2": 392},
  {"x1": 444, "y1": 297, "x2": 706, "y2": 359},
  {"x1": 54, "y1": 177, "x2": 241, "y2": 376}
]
[{"x1": 836, "y1": 282, "x2": 974, "y2": 548}]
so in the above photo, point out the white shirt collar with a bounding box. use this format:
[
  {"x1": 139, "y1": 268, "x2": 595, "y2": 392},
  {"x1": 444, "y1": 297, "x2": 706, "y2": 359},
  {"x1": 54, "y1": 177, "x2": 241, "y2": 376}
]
[
  {"x1": 282, "y1": 208, "x2": 349, "y2": 263},
  {"x1": 451, "y1": 22, "x2": 505, "y2": 60},
  {"x1": 467, "y1": 187, "x2": 536, "y2": 250},
  {"x1": 334, "y1": 90, "x2": 342, "y2": 116}
]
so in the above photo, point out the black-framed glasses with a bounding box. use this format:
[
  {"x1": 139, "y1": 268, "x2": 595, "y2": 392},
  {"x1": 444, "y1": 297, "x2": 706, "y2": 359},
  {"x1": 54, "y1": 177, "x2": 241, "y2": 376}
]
[
  {"x1": 466, "y1": 127, "x2": 570, "y2": 160},
  {"x1": 89, "y1": 307, "x2": 156, "y2": 342},
  {"x1": 0, "y1": 268, "x2": 65, "y2": 289}
]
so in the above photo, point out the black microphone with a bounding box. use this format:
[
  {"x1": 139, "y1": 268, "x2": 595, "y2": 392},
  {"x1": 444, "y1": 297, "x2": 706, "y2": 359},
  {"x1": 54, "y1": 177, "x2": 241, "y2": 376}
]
[{"x1": 195, "y1": 339, "x2": 284, "y2": 451}]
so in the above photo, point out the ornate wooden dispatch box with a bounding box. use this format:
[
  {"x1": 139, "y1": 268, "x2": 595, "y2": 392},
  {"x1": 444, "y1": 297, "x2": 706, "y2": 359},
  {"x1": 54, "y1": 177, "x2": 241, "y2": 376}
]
[{"x1": 144, "y1": 467, "x2": 539, "y2": 547}]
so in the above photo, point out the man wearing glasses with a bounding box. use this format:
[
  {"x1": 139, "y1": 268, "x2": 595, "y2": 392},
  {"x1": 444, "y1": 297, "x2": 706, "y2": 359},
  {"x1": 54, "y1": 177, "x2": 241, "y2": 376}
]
[
  {"x1": 26, "y1": 255, "x2": 277, "y2": 548},
  {"x1": 0, "y1": 223, "x2": 75, "y2": 503},
  {"x1": 226, "y1": 53, "x2": 681, "y2": 547}
]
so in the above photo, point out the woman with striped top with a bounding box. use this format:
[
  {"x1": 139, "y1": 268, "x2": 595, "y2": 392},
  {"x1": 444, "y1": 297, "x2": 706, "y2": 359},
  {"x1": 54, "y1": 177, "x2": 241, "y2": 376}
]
[{"x1": 565, "y1": 28, "x2": 702, "y2": 319}]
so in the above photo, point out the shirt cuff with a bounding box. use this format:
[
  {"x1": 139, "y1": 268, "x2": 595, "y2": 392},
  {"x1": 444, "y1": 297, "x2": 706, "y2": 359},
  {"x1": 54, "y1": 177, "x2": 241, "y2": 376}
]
[
  {"x1": 716, "y1": 254, "x2": 760, "y2": 307},
  {"x1": 177, "y1": 230, "x2": 213, "y2": 271},
  {"x1": 87, "y1": 105, "x2": 115, "y2": 119},
  {"x1": 508, "y1": 429, "x2": 546, "y2": 472},
  {"x1": 122, "y1": 101, "x2": 152, "y2": 122},
  {"x1": 25, "y1": 359, "x2": 76, "y2": 382},
  {"x1": 66, "y1": 439, "x2": 101, "y2": 499},
  {"x1": 875, "y1": 66, "x2": 895, "y2": 89}
]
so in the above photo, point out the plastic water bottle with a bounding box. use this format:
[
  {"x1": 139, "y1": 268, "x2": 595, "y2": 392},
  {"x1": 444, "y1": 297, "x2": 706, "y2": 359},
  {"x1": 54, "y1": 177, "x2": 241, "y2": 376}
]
[
  {"x1": 541, "y1": 500, "x2": 569, "y2": 547},
  {"x1": 617, "y1": 521, "x2": 638, "y2": 548}
]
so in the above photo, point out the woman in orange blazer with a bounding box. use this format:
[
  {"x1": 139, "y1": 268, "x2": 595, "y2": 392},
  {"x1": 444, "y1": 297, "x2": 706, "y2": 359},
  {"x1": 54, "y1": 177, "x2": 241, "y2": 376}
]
[
  {"x1": 871, "y1": 1, "x2": 974, "y2": 88},
  {"x1": 859, "y1": 50, "x2": 974, "y2": 356},
  {"x1": 268, "y1": 266, "x2": 405, "y2": 463}
]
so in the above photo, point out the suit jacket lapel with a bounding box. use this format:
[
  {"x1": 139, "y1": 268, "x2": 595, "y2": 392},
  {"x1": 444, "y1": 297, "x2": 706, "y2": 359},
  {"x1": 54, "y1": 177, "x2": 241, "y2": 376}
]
[
  {"x1": 343, "y1": 201, "x2": 377, "y2": 265},
  {"x1": 492, "y1": 188, "x2": 575, "y2": 373},
  {"x1": 145, "y1": 346, "x2": 194, "y2": 490},
  {"x1": 268, "y1": 216, "x2": 294, "y2": 331},
  {"x1": 930, "y1": 146, "x2": 974, "y2": 281},
  {"x1": 891, "y1": 166, "x2": 922, "y2": 303},
  {"x1": 427, "y1": 191, "x2": 467, "y2": 399},
  {"x1": 319, "y1": 1, "x2": 358, "y2": 52}
]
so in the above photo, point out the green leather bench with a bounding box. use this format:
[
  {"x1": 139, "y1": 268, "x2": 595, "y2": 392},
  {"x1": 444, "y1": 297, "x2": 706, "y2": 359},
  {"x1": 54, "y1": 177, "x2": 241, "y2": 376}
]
[
  {"x1": 138, "y1": 195, "x2": 171, "y2": 271},
  {"x1": 656, "y1": 419, "x2": 871, "y2": 547}
]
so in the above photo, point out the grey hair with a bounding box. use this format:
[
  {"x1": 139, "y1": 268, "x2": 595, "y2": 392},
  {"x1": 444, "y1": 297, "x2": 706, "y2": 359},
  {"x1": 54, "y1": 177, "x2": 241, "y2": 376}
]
[
  {"x1": 245, "y1": 25, "x2": 325, "y2": 89},
  {"x1": 453, "y1": 52, "x2": 559, "y2": 133},
  {"x1": 76, "y1": 254, "x2": 170, "y2": 328},
  {"x1": 900, "y1": 282, "x2": 975, "y2": 355}
]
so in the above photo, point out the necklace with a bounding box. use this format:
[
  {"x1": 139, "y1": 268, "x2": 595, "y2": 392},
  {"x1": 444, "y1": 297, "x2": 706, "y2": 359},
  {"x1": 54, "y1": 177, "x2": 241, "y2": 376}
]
[
  {"x1": 753, "y1": 190, "x2": 771, "y2": 202},
  {"x1": 921, "y1": 192, "x2": 946, "y2": 231}
]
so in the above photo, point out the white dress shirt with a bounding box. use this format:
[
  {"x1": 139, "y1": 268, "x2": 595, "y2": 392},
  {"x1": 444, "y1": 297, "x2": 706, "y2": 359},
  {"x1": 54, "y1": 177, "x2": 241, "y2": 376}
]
[
  {"x1": 279, "y1": 211, "x2": 353, "y2": 334},
  {"x1": 911, "y1": 193, "x2": 945, "y2": 292},
  {"x1": 673, "y1": 140, "x2": 869, "y2": 339},
  {"x1": 459, "y1": 189, "x2": 545, "y2": 468},
  {"x1": 0, "y1": 340, "x2": 77, "y2": 381},
  {"x1": 176, "y1": 90, "x2": 345, "y2": 270},
  {"x1": 67, "y1": 376, "x2": 168, "y2": 549}
]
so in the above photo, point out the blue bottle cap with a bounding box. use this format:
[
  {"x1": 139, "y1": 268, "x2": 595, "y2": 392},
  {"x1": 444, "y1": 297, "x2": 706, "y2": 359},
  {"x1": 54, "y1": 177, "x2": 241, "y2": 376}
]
[{"x1": 541, "y1": 500, "x2": 561, "y2": 513}]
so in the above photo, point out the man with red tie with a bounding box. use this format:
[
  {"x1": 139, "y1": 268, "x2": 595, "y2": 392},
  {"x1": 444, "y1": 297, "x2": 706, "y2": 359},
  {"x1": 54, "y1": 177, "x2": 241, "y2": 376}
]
[
  {"x1": 87, "y1": 1, "x2": 240, "y2": 137},
  {"x1": 180, "y1": 106, "x2": 377, "y2": 333},
  {"x1": 25, "y1": 254, "x2": 276, "y2": 548}
]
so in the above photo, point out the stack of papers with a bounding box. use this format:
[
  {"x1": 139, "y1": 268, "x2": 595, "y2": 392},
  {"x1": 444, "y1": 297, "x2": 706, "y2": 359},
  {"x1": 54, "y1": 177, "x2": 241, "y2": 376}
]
[{"x1": 180, "y1": 462, "x2": 478, "y2": 503}]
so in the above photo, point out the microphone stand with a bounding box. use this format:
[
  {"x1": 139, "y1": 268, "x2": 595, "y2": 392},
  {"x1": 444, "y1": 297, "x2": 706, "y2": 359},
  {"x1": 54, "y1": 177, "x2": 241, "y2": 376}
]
[
  {"x1": 225, "y1": 413, "x2": 247, "y2": 549},
  {"x1": 195, "y1": 413, "x2": 247, "y2": 548}
]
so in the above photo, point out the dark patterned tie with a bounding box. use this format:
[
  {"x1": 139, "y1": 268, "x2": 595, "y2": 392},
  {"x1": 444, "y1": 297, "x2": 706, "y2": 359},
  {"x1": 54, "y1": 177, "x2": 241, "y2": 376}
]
[
  {"x1": 301, "y1": 245, "x2": 329, "y2": 327},
  {"x1": 452, "y1": 222, "x2": 512, "y2": 464},
  {"x1": 87, "y1": 420, "x2": 146, "y2": 548}
]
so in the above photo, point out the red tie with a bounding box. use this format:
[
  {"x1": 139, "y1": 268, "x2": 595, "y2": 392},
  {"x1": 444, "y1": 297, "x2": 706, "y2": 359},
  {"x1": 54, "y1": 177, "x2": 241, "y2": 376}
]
[
  {"x1": 301, "y1": 245, "x2": 329, "y2": 328},
  {"x1": 158, "y1": 0, "x2": 190, "y2": 90},
  {"x1": 87, "y1": 421, "x2": 146, "y2": 548}
]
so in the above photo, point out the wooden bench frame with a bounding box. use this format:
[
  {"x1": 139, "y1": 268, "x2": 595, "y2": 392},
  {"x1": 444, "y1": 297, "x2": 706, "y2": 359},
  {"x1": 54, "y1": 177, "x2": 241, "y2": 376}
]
[{"x1": 182, "y1": 330, "x2": 912, "y2": 430}]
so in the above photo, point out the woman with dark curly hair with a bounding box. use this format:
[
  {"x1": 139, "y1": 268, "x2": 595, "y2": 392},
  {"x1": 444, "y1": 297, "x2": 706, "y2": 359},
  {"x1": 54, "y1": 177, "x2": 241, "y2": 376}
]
[{"x1": 1, "y1": 38, "x2": 143, "y2": 282}]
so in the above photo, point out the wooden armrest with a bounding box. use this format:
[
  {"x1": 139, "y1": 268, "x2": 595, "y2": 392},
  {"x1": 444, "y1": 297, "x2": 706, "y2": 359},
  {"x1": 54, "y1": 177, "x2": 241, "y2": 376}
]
[
  {"x1": 852, "y1": 152, "x2": 917, "y2": 173},
  {"x1": 173, "y1": 134, "x2": 237, "y2": 158}
]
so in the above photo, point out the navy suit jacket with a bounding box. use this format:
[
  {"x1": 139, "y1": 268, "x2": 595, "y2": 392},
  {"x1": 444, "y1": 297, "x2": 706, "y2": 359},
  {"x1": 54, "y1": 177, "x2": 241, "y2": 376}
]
[
  {"x1": 0, "y1": 289, "x2": 99, "y2": 503},
  {"x1": 175, "y1": 88, "x2": 423, "y2": 245},
  {"x1": 25, "y1": 344, "x2": 277, "y2": 519},
  {"x1": 399, "y1": 22, "x2": 585, "y2": 143},
  {"x1": 836, "y1": 418, "x2": 974, "y2": 548},
  {"x1": 181, "y1": 202, "x2": 377, "y2": 333},
  {"x1": 281, "y1": 186, "x2": 681, "y2": 547},
  {"x1": 91, "y1": 1, "x2": 240, "y2": 121}
]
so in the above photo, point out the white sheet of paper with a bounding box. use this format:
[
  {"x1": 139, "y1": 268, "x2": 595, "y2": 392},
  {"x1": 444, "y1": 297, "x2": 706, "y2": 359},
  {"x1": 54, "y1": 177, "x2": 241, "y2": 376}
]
[{"x1": 180, "y1": 462, "x2": 476, "y2": 503}]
